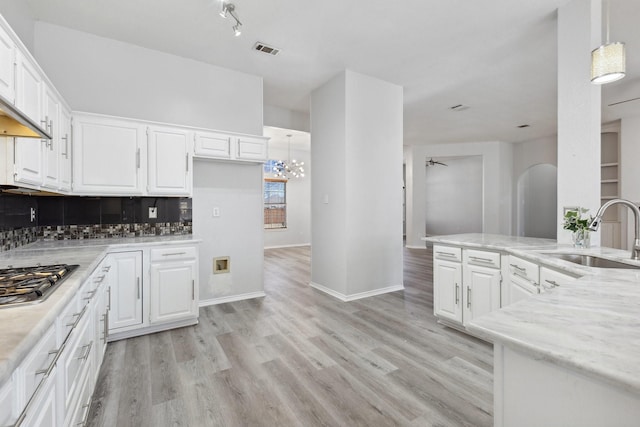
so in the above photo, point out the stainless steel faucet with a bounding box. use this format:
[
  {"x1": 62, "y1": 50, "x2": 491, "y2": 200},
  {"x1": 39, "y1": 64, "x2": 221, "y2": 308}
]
[{"x1": 589, "y1": 198, "x2": 640, "y2": 260}]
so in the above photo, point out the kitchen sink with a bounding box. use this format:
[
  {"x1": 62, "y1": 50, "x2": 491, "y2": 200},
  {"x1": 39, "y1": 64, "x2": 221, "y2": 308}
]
[{"x1": 544, "y1": 253, "x2": 640, "y2": 269}]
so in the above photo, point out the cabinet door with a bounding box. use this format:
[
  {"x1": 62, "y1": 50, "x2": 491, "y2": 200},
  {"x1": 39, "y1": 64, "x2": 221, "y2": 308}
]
[
  {"x1": 108, "y1": 251, "x2": 143, "y2": 331},
  {"x1": 72, "y1": 114, "x2": 143, "y2": 195},
  {"x1": 20, "y1": 367, "x2": 57, "y2": 427},
  {"x1": 58, "y1": 106, "x2": 72, "y2": 191},
  {"x1": 433, "y1": 259, "x2": 462, "y2": 324},
  {"x1": 236, "y1": 135, "x2": 268, "y2": 161},
  {"x1": 147, "y1": 125, "x2": 191, "y2": 195},
  {"x1": 193, "y1": 131, "x2": 232, "y2": 159},
  {"x1": 506, "y1": 274, "x2": 539, "y2": 305},
  {"x1": 149, "y1": 259, "x2": 197, "y2": 324},
  {"x1": 0, "y1": 25, "x2": 15, "y2": 102},
  {"x1": 539, "y1": 267, "x2": 577, "y2": 293},
  {"x1": 14, "y1": 52, "x2": 44, "y2": 186},
  {"x1": 463, "y1": 264, "x2": 501, "y2": 326},
  {"x1": 42, "y1": 84, "x2": 60, "y2": 189}
]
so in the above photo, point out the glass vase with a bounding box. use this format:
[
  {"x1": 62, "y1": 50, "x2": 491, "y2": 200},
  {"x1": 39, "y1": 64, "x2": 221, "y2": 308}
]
[{"x1": 572, "y1": 229, "x2": 590, "y2": 249}]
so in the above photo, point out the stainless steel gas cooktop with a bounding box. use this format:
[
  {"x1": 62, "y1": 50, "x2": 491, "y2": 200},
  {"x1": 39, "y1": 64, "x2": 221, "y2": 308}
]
[{"x1": 0, "y1": 264, "x2": 78, "y2": 307}]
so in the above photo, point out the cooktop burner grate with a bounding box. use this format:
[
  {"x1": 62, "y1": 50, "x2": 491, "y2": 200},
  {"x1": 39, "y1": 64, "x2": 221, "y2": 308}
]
[{"x1": 0, "y1": 264, "x2": 79, "y2": 307}]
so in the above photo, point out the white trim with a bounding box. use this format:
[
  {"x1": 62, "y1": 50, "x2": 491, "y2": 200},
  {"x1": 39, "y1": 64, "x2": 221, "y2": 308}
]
[
  {"x1": 198, "y1": 291, "x2": 267, "y2": 307},
  {"x1": 309, "y1": 282, "x2": 404, "y2": 302},
  {"x1": 405, "y1": 244, "x2": 427, "y2": 249},
  {"x1": 107, "y1": 317, "x2": 198, "y2": 342},
  {"x1": 264, "y1": 243, "x2": 311, "y2": 249}
]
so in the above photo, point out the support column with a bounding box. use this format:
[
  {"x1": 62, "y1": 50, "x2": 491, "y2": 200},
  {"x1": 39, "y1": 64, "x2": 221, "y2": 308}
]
[
  {"x1": 310, "y1": 70, "x2": 403, "y2": 300},
  {"x1": 557, "y1": 0, "x2": 602, "y2": 244}
]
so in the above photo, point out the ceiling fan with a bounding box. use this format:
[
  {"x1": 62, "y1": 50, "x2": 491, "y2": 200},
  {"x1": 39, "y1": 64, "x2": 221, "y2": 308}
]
[{"x1": 426, "y1": 158, "x2": 448, "y2": 167}]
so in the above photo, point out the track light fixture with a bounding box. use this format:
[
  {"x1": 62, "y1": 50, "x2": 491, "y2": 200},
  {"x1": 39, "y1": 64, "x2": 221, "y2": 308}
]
[{"x1": 220, "y1": 2, "x2": 242, "y2": 37}]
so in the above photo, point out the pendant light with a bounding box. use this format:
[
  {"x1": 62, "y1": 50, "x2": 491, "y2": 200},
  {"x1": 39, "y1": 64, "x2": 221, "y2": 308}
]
[
  {"x1": 591, "y1": 1, "x2": 625, "y2": 84},
  {"x1": 272, "y1": 134, "x2": 305, "y2": 179}
]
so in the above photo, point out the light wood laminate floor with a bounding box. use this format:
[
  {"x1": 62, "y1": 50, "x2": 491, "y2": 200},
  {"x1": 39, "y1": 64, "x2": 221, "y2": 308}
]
[{"x1": 87, "y1": 246, "x2": 493, "y2": 427}]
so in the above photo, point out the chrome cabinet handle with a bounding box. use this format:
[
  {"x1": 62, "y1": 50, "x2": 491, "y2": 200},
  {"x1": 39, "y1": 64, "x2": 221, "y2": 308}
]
[
  {"x1": 83, "y1": 289, "x2": 97, "y2": 300},
  {"x1": 136, "y1": 148, "x2": 141, "y2": 168},
  {"x1": 94, "y1": 274, "x2": 105, "y2": 282},
  {"x1": 66, "y1": 304, "x2": 88, "y2": 328},
  {"x1": 185, "y1": 153, "x2": 189, "y2": 172},
  {"x1": 162, "y1": 252, "x2": 186, "y2": 257},
  {"x1": 469, "y1": 256, "x2": 494, "y2": 263},
  {"x1": 455, "y1": 283, "x2": 459, "y2": 305},
  {"x1": 466, "y1": 287, "x2": 471, "y2": 308},
  {"x1": 77, "y1": 341, "x2": 93, "y2": 361},
  {"x1": 436, "y1": 252, "x2": 457, "y2": 258},
  {"x1": 61, "y1": 134, "x2": 69, "y2": 157},
  {"x1": 137, "y1": 277, "x2": 141, "y2": 299},
  {"x1": 509, "y1": 263, "x2": 526, "y2": 272},
  {"x1": 107, "y1": 286, "x2": 112, "y2": 310},
  {"x1": 544, "y1": 279, "x2": 559, "y2": 287},
  {"x1": 192, "y1": 279, "x2": 195, "y2": 300}
]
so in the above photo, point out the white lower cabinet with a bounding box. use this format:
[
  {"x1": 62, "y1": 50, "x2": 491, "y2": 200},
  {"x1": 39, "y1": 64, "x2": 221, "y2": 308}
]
[
  {"x1": 150, "y1": 258, "x2": 198, "y2": 324},
  {"x1": 108, "y1": 250, "x2": 143, "y2": 332},
  {"x1": 108, "y1": 243, "x2": 200, "y2": 341},
  {"x1": 19, "y1": 366, "x2": 58, "y2": 427},
  {"x1": 463, "y1": 263, "x2": 501, "y2": 327},
  {"x1": 504, "y1": 255, "x2": 541, "y2": 306},
  {"x1": 539, "y1": 266, "x2": 577, "y2": 293},
  {"x1": 433, "y1": 258, "x2": 462, "y2": 324},
  {"x1": 433, "y1": 245, "x2": 502, "y2": 330},
  {"x1": 0, "y1": 376, "x2": 16, "y2": 426}
]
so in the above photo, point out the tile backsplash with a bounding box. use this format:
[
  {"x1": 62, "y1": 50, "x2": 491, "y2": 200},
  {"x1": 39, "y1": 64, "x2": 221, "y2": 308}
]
[{"x1": 0, "y1": 194, "x2": 192, "y2": 252}]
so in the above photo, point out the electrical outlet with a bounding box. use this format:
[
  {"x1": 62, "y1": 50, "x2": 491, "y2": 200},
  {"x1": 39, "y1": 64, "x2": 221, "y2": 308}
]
[
  {"x1": 213, "y1": 207, "x2": 220, "y2": 217},
  {"x1": 30, "y1": 207, "x2": 36, "y2": 222},
  {"x1": 149, "y1": 207, "x2": 158, "y2": 219}
]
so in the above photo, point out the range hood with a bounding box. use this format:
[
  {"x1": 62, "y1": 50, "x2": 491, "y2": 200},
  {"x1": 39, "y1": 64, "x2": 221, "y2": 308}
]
[{"x1": 0, "y1": 92, "x2": 51, "y2": 139}]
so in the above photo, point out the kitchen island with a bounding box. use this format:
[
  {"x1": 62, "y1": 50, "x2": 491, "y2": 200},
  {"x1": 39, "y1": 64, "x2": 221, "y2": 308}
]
[{"x1": 424, "y1": 233, "x2": 640, "y2": 427}]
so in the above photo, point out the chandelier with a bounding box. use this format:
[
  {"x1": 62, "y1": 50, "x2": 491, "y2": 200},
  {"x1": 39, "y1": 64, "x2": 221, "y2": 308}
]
[{"x1": 273, "y1": 134, "x2": 305, "y2": 179}]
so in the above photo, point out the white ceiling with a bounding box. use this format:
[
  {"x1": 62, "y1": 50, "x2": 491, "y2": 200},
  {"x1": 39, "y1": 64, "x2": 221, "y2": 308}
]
[{"x1": 25, "y1": 0, "x2": 640, "y2": 145}]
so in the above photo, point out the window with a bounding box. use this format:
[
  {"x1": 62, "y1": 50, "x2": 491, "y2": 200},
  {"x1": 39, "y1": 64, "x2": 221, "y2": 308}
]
[{"x1": 264, "y1": 178, "x2": 286, "y2": 229}]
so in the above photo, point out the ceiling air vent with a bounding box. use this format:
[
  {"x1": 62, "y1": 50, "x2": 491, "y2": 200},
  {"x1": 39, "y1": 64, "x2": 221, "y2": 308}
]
[{"x1": 253, "y1": 42, "x2": 280, "y2": 56}]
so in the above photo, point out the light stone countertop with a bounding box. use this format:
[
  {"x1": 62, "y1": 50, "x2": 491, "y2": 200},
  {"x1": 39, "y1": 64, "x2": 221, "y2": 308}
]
[
  {"x1": 423, "y1": 233, "x2": 640, "y2": 394},
  {"x1": 0, "y1": 235, "x2": 201, "y2": 386}
]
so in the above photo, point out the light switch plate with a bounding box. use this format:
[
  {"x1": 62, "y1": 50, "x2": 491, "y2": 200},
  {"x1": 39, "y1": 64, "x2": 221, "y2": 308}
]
[{"x1": 149, "y1": 207, "x2": 158, "y2": 219}]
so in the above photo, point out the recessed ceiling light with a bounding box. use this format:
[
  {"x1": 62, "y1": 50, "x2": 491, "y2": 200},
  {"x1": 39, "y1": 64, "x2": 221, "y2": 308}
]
[{"x1": 517, "y1": 124, "x2": 530, "y2": 128}]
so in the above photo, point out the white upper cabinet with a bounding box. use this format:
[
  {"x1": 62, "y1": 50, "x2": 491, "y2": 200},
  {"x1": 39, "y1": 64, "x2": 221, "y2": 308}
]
[
  {"x1": 73, "y1": 113, "x2": 145, "y2": 195},
  {"x1": 194, "y1": 130, "x2": 268, "y2": 163},
  {"x1": 237, "y1": 135, "x2": 268, "y2": 161},
  {"x1": 193, "y1": 130, "x2": 232, "y2": 159},
  {"x1": 147, "y1": 125, "x2": 191, "y2": 196},
  {"x1": 58, "y1": 105, "x2": 72, "y2": 192},
  {"x1": 13, "y1": 51, "x2": 44, "y2": 186},
  {"x1": 42, "y1": 84, "x2": 60, "y2": 189},
  {"x1": 0, "y1": 23, "x2": 15, "y2": 102}
]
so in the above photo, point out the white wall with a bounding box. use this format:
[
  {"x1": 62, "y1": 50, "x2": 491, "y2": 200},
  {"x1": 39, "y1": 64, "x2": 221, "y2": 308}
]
[
  {"x1": 311, "y1": 70, "x2": 403, "y2": 299},
  {"x1": 424, "y1": 156, "x2": 483, "y2": 236},
  {"x1": 32, "y1": 22, "x2": 263, "y2": 135},
  {"x1": 557, "y1": 0, "x2": 602, "y2": 245},
  {"x1": 516, "y1": 164, "x2": 558, "y2": 239},
  {"x1": 264, "y1": 105, "x2": 310, "y2": 133},
  {"x1": 0, "y1": 2, "x2": 35, "y2": 52},
  {"x1": 620, "y1": 114, "x2": 640, "y2": 250},
  {"x1": 193, "y1": 160, "x2": 265, "y2": 304},
  {"x1": 310, "y1": 72, "x2": 348, "y2": 295},
  {"x1": 264, "y1": 138, "x2": 311, "y2": 248},
  {"x1": 405, "y1": 141, "x2": 513, "y2": 248}
]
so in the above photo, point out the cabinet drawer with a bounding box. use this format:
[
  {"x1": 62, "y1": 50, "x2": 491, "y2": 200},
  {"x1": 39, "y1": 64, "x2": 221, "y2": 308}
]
[
  {"x1": 62, "y1": 310, "x2": 94, "y2": 414},
  {"x1": 508, "y1": 255, "x2": 539, "y2": 283},
  {"x1": 194, "y1": 131, "x2": 232, "y2": 159},
  {"x1": 464, "y1": 249, "x2": 500, "y2": 269},
  {"x1": 150, "y1": 246, "x2": 197, "y2": 262},
  {"x1": 20, "y1": 324, "x2": 57, "y2": 402},
  {"x1": 433, "y1": 245, "x2": 462, "y2": 262},
  {"x1": 539, "y1": 267, "x2": 578, "y2": 292},
  {"x1": 58, "y1": 293, "x2": 82, "y2": 343}
]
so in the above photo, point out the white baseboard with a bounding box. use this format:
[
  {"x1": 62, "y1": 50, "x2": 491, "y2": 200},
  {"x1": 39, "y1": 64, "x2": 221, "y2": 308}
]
[
  {"x1": 199, "y1": 291, "x2": 267, "y2": 307},
  {"x1": 405, "y1": 245, "x2": 427, "y2": 249},
  {"x1": 309, "y1": 282, "x2": 404, "y2": 302},
  {"x1": 264, "y1": 243, "x2": 311, "y2": 249},
  {"x1": 107, "y1": 317, "x2": 198, "y2": 342}
]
